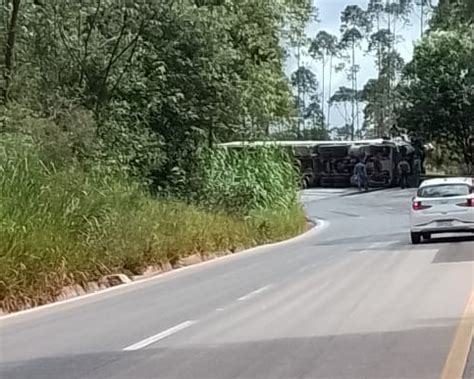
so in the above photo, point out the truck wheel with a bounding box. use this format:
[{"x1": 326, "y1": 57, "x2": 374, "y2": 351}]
[{"x1": 411, "y1": 232, "x2": 421, "y2": 245}]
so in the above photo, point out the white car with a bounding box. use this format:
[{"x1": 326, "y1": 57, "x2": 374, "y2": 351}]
[{"x1": 410, "y1": 177, "x2": 474, "y2": 244}]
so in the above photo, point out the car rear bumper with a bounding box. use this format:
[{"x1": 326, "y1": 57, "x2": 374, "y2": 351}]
[{"x1": 411, "y1": 221, "x2": 474, "y2": 234}]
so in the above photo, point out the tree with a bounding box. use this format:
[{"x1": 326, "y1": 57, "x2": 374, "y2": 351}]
[
  {"x1": 304, "y1": 94, "x2": 325, "y2": 130},
  {"x1": 309, "y1": 30, "x2": 338, "y2": 129},
  {"x1": 333, "y1": 123, "x2": 353, "y2": 141},
  {"x1": 363, "y1": 0, "x2": 414, "y2": 137},
  {"x1": 330, "y1": 86, "x2": 363, "y2": 140},
  {"x1": 430, "y1": 0, "x2": 473, "y2": 29},
  {"x1": 397, "y1": 0, "x2": 473, "y2": 172},
  {"x1": 397, "y1": 30, "x2": 473, "y2": 171},
  {"x1": 291, "y1": 65, "x2": 318, "y2": 135},
  {"x1": 384, "y1": 0, "x2": 414, "y2": 130},
  {"x1": 2, "y1": 0, "x2": 21, "y2": 103},
  {"x1": 361, "y1": 77, "x2": 389, "y2": 138},
  {"x1": 339, "y1": 5, "x2": 370, "y2": 140},
  {"x1": 2, "y1": 0, "x2": 314, "y2": 188},
  {"x1": 414, "y1": 0, "x2": 432, "y2": 37}
]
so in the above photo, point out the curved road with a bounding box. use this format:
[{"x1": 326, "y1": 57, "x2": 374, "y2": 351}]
[{"x1": 1, "y1": 189, "x2": 473, "y2": 379}]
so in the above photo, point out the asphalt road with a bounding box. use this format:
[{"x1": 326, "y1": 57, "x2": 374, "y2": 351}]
[
  {"x1": 1, "y1": 188, "x2": 473, "y2": 379},
  {"x1": 466, "y1": 342, "x2": 474, "y2": 379}
]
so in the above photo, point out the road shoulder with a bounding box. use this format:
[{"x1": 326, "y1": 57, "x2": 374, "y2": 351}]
[{"x1": 0, "y1": 218, "x2": 327, "y2": 321}]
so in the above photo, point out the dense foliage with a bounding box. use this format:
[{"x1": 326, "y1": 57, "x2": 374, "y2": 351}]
[
  {"x1": 396, "y1": 0, "x2": 473, "y2": 171},
  {"x1": 0, "y1": 0, "x2": 312, "y2": 311},
  {"x1": 1, "y1": 0, "x2": 312, "y2": 186},
  {"x1": 2, "y1": 0, "x2": 472, "y2": 310},
  {"x1": 0, "y1": 134, "x2": 305, "y2": 311},
  {"x1": 195, "y1": 147, "x2": 299, "y2": 214}
]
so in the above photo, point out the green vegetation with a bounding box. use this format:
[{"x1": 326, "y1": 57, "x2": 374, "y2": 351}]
[
  {"x1": 194, "y1": 147, "x2": 300, "y2": 214},
  {"x1": 0, "y1": 1, "x2": 311, "y2": 311},
  {"x1": 397, "y1": 0, "x2": 473, "y2": 173},
  {"x1": 0, "y1": 128, "x2": 305, "y2": 312},
  {"x1": 2, "y1": 0, "x2": 471, "y2": 311}
]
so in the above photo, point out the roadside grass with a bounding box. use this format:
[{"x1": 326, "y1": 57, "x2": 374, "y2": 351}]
[
  {"x1": 0, "y1": 138, "x2": 306, "y2": 312},
  {"x1": 193, "y1": 147, "x2": 300, "y2": 214}
]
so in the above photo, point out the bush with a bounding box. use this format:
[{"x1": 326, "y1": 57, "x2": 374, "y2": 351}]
[
  {"x1": 1, "y1": 104, "x2": 98, "y2": 166},
  {"x1": 0, "y1": 138, "x2": 306, "y2": 312},
  {"x1": 193, "y1": 147, "x2": 300, "y2": 214}
]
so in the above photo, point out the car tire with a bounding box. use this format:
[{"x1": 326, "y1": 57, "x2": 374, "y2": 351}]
[
  {"x1": 422, "y1": 233, "x2": 431, "y2": 241},
  {"x1": 411, "y1": 232, "x2": 421, "y2": 245}
]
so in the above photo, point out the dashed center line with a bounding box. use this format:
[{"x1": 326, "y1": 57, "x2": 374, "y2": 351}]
[
  {"x1": 369, "y1": 241, "x2": 396, "y2": 248},
  {"x1": 123, "y1": 320, "x2": 196, "y2": 351},
  {"x1": 298, "y1": 263, "x2": 320, "y2": 273},
  {"x1": 237, "y1": 285, "x2": 272, "y2": 302}
]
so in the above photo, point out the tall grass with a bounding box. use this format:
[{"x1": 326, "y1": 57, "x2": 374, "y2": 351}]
[
  {"x1": 0, "y1": 138, "x2": 305, "y2": 312},
  {"x1": 194, "y1": 147, "x2": 300, "y2": 214}
]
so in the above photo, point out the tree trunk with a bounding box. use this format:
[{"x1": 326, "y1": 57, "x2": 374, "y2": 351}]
[
  {"x1": 387, "y1": 2, "x2": 392, "y2": 135},
  {"x1": 296, "y1": 42, "x2": 302, "y2": 137},
  {"x1": 376, "y1": 8, "x2": 382, "y2": 79},
  {"x1": 302, "y1": 79, "x2": 306, "y2": 133},
  {"x1": 3, "y1": 0, "x2": 21, "y2": 103},
  {"x1": 420, "y1": 0, "x2": 424, "y2": 38},
  {"x1": 376, "y1": 12, "x2": 383, "y2": 137},
  {"x1": 344, "y1": 102, "x2": 349, "y2": 141},
  {"x1": 321, "y1": 54, "x2": 325, "y2": 128},
  {"x1": 390, "y1": 14, "x2": 397, "y2": 133},
  {"x1": 355, "y1": 69, "x2": 360, "y2": 138},
  {"x1": 469, "y1": 0, "x2": 474, "y2": 40},
  {"x1": 351, "y1": 41, "x2": 356, "y2": 141},
  {"x1": 327, "y1": 54, "x2": 333, "y2": 129}
]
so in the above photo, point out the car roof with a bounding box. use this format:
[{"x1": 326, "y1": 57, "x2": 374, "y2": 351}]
[{"x1": 419, "y1": 177, "x2": 473, "y2": 188}]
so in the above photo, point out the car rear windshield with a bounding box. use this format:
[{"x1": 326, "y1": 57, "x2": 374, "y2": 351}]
[{"x1": 418, "y1": 184, "x2": 471, "y2": 198}]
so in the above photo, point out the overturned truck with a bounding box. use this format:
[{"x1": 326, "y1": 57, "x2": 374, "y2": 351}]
[
  {"x1": 314, "y1": 140, "x2": 416, "y2": 188},
  {"x1": 219, "y1": 139, "x2": 419, "y2": 189}
]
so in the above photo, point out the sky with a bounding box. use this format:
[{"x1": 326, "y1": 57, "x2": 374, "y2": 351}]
[{"x1": 286, "y1": 0, "x2": 430, "y2": 130}]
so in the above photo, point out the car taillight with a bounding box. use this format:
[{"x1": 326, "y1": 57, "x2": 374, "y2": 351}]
[
  {"x1": 412, "y1": 201, "x2": 431, "y2": 211},
  {"x1": 413, "y1": 201, "x2": 422, "y2": 210},
  {"x1": 456, "y1": 198, "x2": 474, "y2": 207}
]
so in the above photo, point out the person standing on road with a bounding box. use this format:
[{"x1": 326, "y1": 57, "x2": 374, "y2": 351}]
[
  {"x1": 398, "y1": 157, "x2": 411, "y2": 189},
  {"x1": 412, "y1": 155, "x2": 422, "y2": 188},
  {"x1": 354, "y1": 159, "x2": 369, "y2": 192}
]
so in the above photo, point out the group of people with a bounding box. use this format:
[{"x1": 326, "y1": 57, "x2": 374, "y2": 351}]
[{"x1": 353, "y1": 154, "x2": 423, "y2": 192}]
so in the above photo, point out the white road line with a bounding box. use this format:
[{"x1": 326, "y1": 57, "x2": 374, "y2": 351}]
[
  {"x1": 368, "y1": 241, "x2": 395, "y2": 249},
  {"x1": 298, "y1": 262, "x2": 321, "y2": 273},
  {"x1": 123, "y1": 320, "x2": 196, "y2": 351},
  {"x1": 237, "y1": 285, "x2": 272, "y2": 302},
  {"x1": 412, "y1": 248, "x2": 441, "y2": 255}
]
